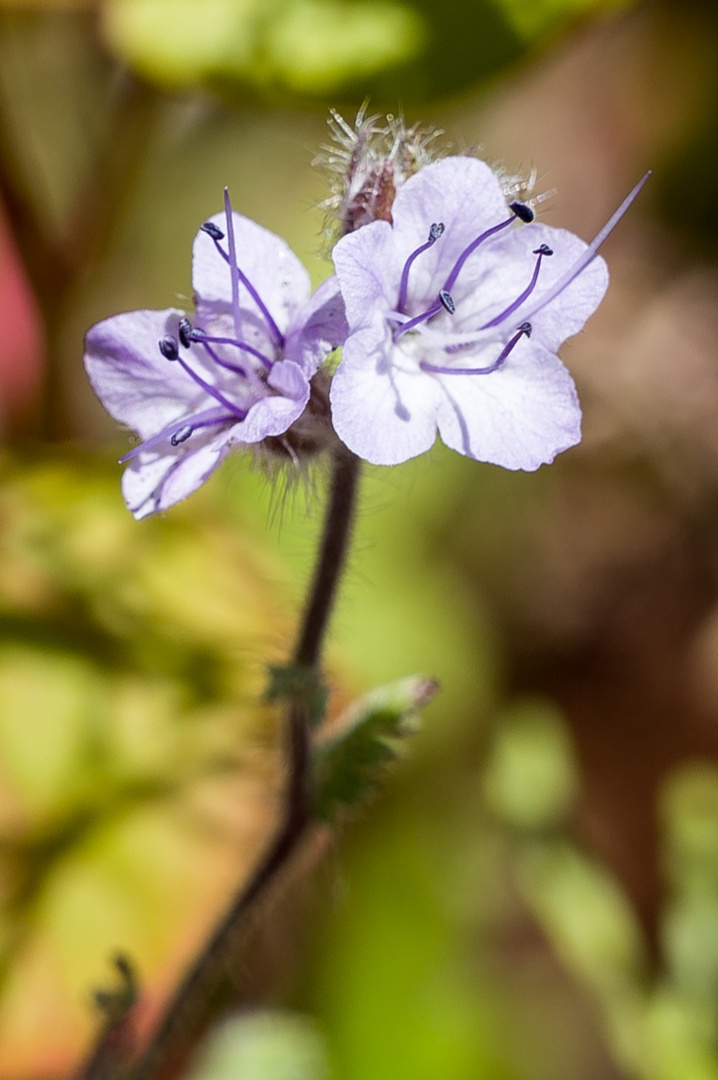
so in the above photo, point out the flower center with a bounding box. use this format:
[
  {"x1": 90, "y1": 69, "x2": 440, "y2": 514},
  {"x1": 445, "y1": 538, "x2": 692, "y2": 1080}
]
[
  {"x1": 388, "y1": 199, "x2": 541, "y2": 373},
  {"x1": 139, "y1": 192, "x2": 297, "y2": 455},
  {"x1": 385, "y1": 169, "x2": 651, "y2": 379}
]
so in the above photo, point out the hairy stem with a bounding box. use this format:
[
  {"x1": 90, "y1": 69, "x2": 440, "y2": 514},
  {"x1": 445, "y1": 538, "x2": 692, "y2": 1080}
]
[{"x1": 79, "y1": 446, "x2": 361, "y2": 1080}]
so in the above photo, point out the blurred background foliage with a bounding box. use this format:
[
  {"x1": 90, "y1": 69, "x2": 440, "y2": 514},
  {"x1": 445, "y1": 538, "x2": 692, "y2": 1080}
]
[{"x1": 3, "y1": 0, "x2": 718, "y2": 1078}]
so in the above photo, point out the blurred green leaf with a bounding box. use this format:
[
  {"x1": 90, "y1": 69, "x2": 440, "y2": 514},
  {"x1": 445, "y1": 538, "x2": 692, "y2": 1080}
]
[
  {"x1": 483, "y1": 699, "x2": 578, "y2": 831},
  {"x1": 101, "y1": 0, "x2": 426, "y2": 95},
  {"x1": 661, "y1": 765, "x2": 718, "y2": 1002},
  {"x1": 495, "y1": 0, "x2": 633, "y2": 39},
  {"x1": 100, "y1": 0, "x2": 639, "y2": 104},
  {"x1": 519, "y1": 842, "x2": 647, "y2": 996},
  {"x1": 0, "y1": 452, "x2": 290, "y2": 1077},
  {"x1": 312, "y1": 674, "x2": 437, "y2": 822}
]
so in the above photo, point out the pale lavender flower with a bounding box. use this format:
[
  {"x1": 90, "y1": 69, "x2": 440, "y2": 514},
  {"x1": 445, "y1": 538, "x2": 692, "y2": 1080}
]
[
  {"x1": 330, "y1": 156, "x2": 648, "y2": 469},
  {"x1": 85, "y1": 192, "x2": 346, "y2": 518}
]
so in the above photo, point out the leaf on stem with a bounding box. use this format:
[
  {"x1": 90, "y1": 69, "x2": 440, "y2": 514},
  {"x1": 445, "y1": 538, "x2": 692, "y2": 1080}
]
[{"x1": 312, "y1": 675, "x2": 438, "y2": 823}]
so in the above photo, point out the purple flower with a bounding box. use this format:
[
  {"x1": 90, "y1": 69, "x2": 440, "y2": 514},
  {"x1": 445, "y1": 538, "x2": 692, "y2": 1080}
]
[
  {"x1": 85, "y1": 192, "x2": 346, "y2": 518},
  {"x1": 330, "y1": 156, "x2": 648, "y2": 470}
]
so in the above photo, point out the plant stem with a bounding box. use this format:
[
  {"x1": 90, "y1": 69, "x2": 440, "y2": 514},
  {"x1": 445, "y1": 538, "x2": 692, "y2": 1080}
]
[
  {"x1": 294, "y1": 445, "x2": 361, "y2": 668},
  {"x1": 80, "y1": 446, "x2": 361, "y2": 1080}
]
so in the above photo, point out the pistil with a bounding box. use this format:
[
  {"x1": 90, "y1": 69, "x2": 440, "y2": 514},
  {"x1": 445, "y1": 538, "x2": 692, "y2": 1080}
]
[
  {"x1": 519, "y1": 172, "x2": 651, "y2": 323},
  {"x1": 203, "y1": 198, "x2": 285, "y2": 349}
]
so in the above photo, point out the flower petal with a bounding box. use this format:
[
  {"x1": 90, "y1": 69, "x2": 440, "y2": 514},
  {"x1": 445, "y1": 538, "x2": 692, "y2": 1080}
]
[
  {"x1": 122, "y1": 424, "x2": 237, "y2": 519},
  {"x1": 267, "y1": 359, "x2": 308, "y2": 401},
  {"x1": 285, "y1": 276, "x2": 348, "y2": 375},
  {"x1": 238, "y1": 373, "x2": 310, "y2": 443},
  {"x1": 389, "y1": 157, "x2": 512, "y2": 295},
  {"x1": 84, "y1": 308, "x2": 201, "y2": 438},
  {"x1": 434, "y1": 340, "x2": 581, "y2": 470},
  {"x1": 332, "y1": 221, "x2": 399, "y2": 329},
  {"x1": 330, "y1": 322, "x2": 443, "y2": 465}
]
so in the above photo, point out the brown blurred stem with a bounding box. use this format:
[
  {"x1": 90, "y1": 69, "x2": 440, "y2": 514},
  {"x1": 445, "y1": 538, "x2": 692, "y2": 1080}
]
[{"x1": 77, "y1": 445, "x2": 361, "y2": 1080}]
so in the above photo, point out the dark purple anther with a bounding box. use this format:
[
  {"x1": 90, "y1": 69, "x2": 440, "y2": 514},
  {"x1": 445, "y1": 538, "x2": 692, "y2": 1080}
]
[
  {"x1": 509, "y1": 201, "x2": 535, "y2": 224},
  {"x1": 439, "y1": 290, "x2": 456, "y2": 314},
  {"x1": 518, "y1": 321, "x2": 532, "y2": 337},
  {"x1": 178, "y1": 318, "x2": 193, "y2": 348},
  {"x1": 201, "y1": 221, "x2": 225, "y2": 240},
  {"x1": 533, "y1": 244, "x2": 553, "y2": 257},
  {"x1": 159, "y1": 336, "x2": 179, "y2": 361},
  {"x1": 170, "y1": 424, "x2": 193, "y2": 446},
  {"x1": 429, "y1": 222, "x2": 445, "y2": 242}
]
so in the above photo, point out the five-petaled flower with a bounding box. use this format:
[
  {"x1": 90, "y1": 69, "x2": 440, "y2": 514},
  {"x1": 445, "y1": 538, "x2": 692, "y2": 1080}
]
[
  {"x1": 84, "y1": 192, "x2": 346, "y2": 518},
  {"x1": 330, "y1": 155, "x2": 647, "y2": 470}
]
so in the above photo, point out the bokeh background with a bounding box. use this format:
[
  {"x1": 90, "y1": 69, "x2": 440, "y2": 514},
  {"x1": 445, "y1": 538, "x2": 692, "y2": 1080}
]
[{"x1": 3, "y1": 0, "x2": 718, "y2": 1077}]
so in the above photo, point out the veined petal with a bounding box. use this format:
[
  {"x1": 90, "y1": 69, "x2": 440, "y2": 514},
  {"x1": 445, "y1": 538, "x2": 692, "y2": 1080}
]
[
  {"x1": 285, "y1": 276, "x2": 348, "y2": 375},
  {"x1": 435, "y1": 342, "x2": 581, "y2": 470},
  {"x1": 84, "y1": 308, "x2": 203, "y2": 438},
  {"x1": 333, "y1": 221, "x2": 400, "y2": 329},
  {"x1": 330, "y1": 321, "x2": 443, "y2": 465},
  {"x1": 389, "y1": 156, "x2": 511, "y2": 292},
  {"x1": 122, "y1": 423, "x2": 238, "y2": 519}
]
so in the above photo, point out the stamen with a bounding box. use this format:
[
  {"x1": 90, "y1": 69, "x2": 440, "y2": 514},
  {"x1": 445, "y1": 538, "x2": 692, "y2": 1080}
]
[
  {"x1": 479, "y1": 243, "x2": 552, "y2": 330},
  {"x1": 119, "y1": 407, "x2": 239, "y2": 463},
  {"x1": 171, "y1": 424, "x2": 193, "y2": 446},
  {"x1": 394, "y1": 298, "x2": 443, "y2": 339},
  {"x1": 519, "y1": 171, "x2": 651, "y2": 323},
  {"x1": 443, "y1": 202, "x2": 533, "y2": 294},
  {"x1": 397, "y1": 222, "x2": 445, "y2": 313},
  {"x1": 159, "y1": 336, "x2": 179, "y2": 361},
  {"x1": 420, "y1": 322, "x2": 532, "y2": 376},
  {"x1": 162, "y1": 342, "x2": 248, "y2": 419},
  {"x1": 189, "y1": 332, "x2": 251, "y2": 378},
  {"x1": 508, "y1": 200, "x2": 534, "y2": 224},
  {"x1": 200, "y1": 221, "x2": 224, "y2": 241},
  {"x1": 189, "y1": 327, "x2": 274, "y2": 371}
]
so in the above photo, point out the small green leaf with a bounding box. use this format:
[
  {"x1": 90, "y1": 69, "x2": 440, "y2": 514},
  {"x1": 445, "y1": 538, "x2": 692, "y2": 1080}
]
[{"x1": 312, "y1": 675, "x2": 437, "y2": 822}]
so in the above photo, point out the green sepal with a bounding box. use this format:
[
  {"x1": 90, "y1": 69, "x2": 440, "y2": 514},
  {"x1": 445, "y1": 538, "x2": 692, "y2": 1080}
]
[
  {"x1": 266, "y1": 664, "x2": 328, "y2": 728},
  {"x1": 312, "y1": 675, "x2": 438, "y2": 823}
]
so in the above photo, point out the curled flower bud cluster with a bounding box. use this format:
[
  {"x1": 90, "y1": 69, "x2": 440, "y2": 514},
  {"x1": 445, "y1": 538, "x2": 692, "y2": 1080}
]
[
  {"x1": 316, "y1": 105, "x2": 444, "y2": 239},
  {"x1": 84, "y1": 111, "x2": 647, "y2": 518}
]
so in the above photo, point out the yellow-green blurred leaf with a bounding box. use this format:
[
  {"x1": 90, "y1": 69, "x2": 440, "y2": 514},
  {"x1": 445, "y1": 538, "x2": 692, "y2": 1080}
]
[
  {"x1": 101, "y1": 0, "x2": 426, "y2": 94},
  {"x1": 0, "y1": 452, "x2": 291, "y2": 1078}
]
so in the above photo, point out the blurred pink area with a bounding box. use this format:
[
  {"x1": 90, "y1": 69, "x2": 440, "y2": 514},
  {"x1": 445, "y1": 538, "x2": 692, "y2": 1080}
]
[{"x1": 0, "y1": 203, "x2": 45, "y2": 429}]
